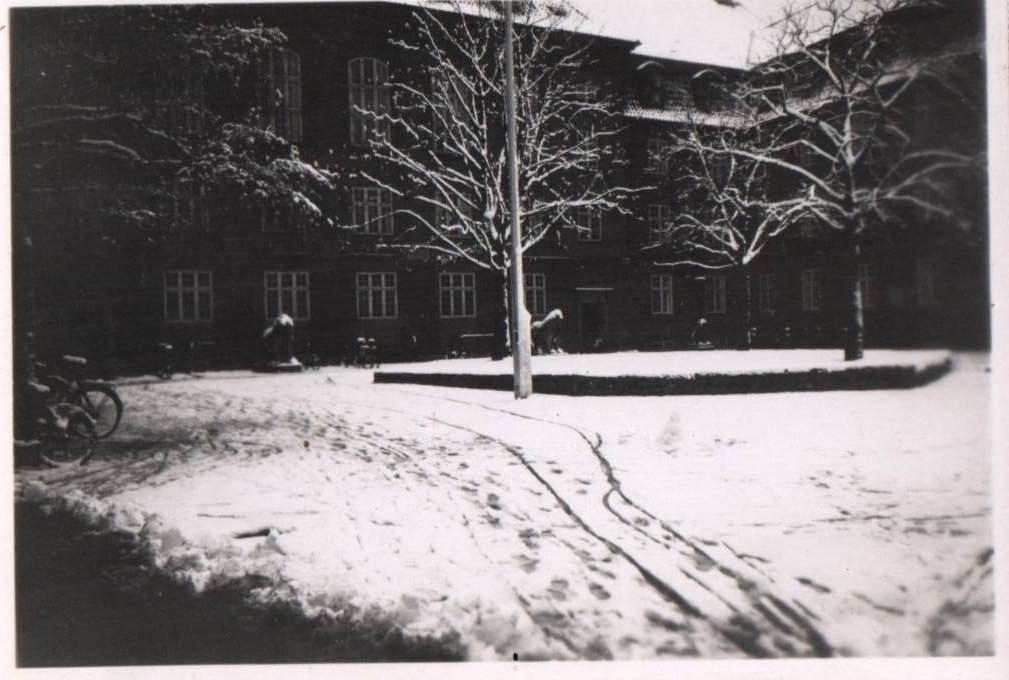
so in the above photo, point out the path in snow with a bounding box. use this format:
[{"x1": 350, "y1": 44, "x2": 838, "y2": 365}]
[{"x1": 17, "y1": 357, "x2": 993, "y2": 659}]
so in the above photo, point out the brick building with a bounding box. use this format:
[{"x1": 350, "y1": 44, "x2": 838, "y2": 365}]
[{"x1": 9, "y1": 1, "x2": 989, "y2": 374}]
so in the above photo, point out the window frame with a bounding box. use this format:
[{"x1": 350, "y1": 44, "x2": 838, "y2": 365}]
[
  {"x1": 645, "y1": 137, "x2": 670, "y2": 175},
  {"x1": 524, "y1": 273, "x2": 547, "y2": 316},
  {"x1": 263, "y1": 47, "x2": 302, "y2": 143},
  {"x1": 164, "y1": 270, "x2": 213, "y2": 323},
  {"x1": 647, "y1": 204, "x2": 672, "y2": 243},
  {"x1": 801, "y1": 268, "x2": 823, "y2": 312},
  {"x1": 356, "y1": 272, "x2": 398, "y2": 319},
  {"x1": 704, "y1": 274, "x2": 727, "y2": 314},
  {"x1": 352, "y1": 187, "x2": 394, "y2": 235},
  {"x1": 757, "y1": 272, "x2": 773, "y2": 313},
  {"x1": 349, "y1": 57, "x2": 390, "y2": 147},
  {"x1": 264, "y1": 270, "x2": 310, "y2": 321},
  {"x1": 858, "y1": 262, "x2": 879, "y2": 309},
  {"x1": 650, "y1": 274, "x2": 674, "y2": 315},
  {"x1": 577, "y1": 207, "x2": 603, "y2": 242},
  {"x1": 439, "y1": 272, "x2": 477, "y2": 318}
]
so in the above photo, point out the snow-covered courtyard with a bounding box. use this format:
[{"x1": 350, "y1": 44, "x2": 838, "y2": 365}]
[{"x1": 16, "y1": 352, "x2": 993, "y2": 660}]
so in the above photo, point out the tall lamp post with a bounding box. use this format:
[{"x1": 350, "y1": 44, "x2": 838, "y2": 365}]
[{"x1": 504, "y1": 0, "x2": 533, "y2": 398}]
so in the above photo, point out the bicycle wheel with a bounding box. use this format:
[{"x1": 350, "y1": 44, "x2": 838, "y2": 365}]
[
  {"x1": 72, "y1": 383, "x2": 123, "y2": 438},
  {"x1": 38, "y1": 412, "x2": 97, "y2": 468}
]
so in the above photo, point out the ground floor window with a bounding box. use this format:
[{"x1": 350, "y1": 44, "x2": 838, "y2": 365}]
[
  {"x1": 264, "y1": 271, "x2": 310, "y2": 320},
  {"x1": 704, "y1": 275, "x2": 727, "y2": 314},
  {"x1": 357, "y1": 272, "x2": 397, "y2": 319},
  {"x1": 916, "y1": 258, "x2": 937, "y2": 307},
  {"x1": 858, "y1": 263, "x2": 879, "y2": 309},
  {"x1": 757, "y1": 273, "x2": 773, "y2": 312},
  {"x1": 165, "y1": 271, "x2": 212, "y2": 322},
  {"x1": 525, "y1": 273, "x2": 547, "y2": 316},
  {"x1": 801, "y1": 268, "x2": 822, "y2": 311},
  {"x1": 440, "y1": 272, "x2": 476, "y2": 317},
  {"x1": 651, "y1": 274, "x2": 673, "y2": 315}
]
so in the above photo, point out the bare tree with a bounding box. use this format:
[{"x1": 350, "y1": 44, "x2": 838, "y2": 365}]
[
  {"x1": 657, "y1": 0, "x2": 984, "y2": 359},
  {"x1": 355, "y1": 0, "x2": 635, "y2": 354}
]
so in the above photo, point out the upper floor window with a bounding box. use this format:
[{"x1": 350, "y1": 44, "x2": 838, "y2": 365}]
[
  {"x1": 439, "y1": 273, "x2": 476, "y2": 318},
  {"x1": 916, "y1": 258, "x2": 938, "y2": 307},
  {"x1": 757, "y1": 273, "x2": 773, "y2": 313},
  {"x1": 801, "y1": 268, "x2": 822, "y2": 312},
  {"x1": 704, "y1": 275, "x2": 727, "y2": 314},
  {"x1": 264, "y1": 271, "x2": 310, "y2": 320},
  {"x1": 577, "y1": 208, "x2": 602, "y2": 241},
  {"x1": 352, "y1": 187, "x2": 394, "y2": 235},
  {"x1": 171, "y1": 180, "x2": 208, "y2": 232},
  {"x1": 648, "y1": 204, "x2": 672, "y2": 243},
  {"x1": 357, "y1": 272, "x2": 398, "y2": 319},
  {"x1": 858, "y1": 263, "x2": 879, "y2": 309},
  {"x1": 432, "y1": 73, "x2": 466, "y2": 152},
  {"x1": 165, "y1": 270, "x2": 212, "y2": 322},
  {"x1": 651, "y1": 274, "x2": 673, "y2": 315},
  {"x1": 261, "y1": 48, "x2": 302, "y2": 143},
  {"x1": 434, "y1": 193, "x2": 474, "y2": 230},
  {"x1": 524, "y1": 273, "x2": 547, "y2": 316},
  {"x1": 646, "y1": 137, "x2": 671, "y2": 175},
  {"x1": 349, "y1": 57, "x2": 390, "y2": 146}
]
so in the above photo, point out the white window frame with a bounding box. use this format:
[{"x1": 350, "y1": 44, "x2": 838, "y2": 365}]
[
  {"x1": 577, "y1": 208, "x2": 603, "y2": 241},
  {"x1": 757, "y1": 273, "x2": 773, "y2": 313},
  {"x1": 524, "y1": 273, "x2": 547, "y2": 316},
  {"x1": 357, "y1": 272, "x2": 398, "y2": 319},
  {"x1": 801, "y1": 268, "x2": 822, "y2": 312},
  {"x1": 858, "y1": 262, "x2": 879, "y2": 309},
  {"x1": 704, "y1": 275, "x2": 727, "y2": 314},
  {"x1": 916, "y1": 258, "x2": 937, "y2": 307},
  {"x1": 352, "y1": 187, "x2": 394, "y2": 235},
  {"x1": 172, "y1": 180, "x2": 208, "y2": 232},
  {"x1": 648, "y1": 204, "x2": 672, "y2": 243},
  {"x1": 349, "y1": 57, "x2": 390, "y2": 146},
  {"x1": 646, "y1": 137, "x2": 670, "y2": 175},
  {"x1": 439, "y1": 272, "x2": 476, "y2": 318},
  {"x1": 164, "y1": 270, "x2": 213, "y2": 323},
  {"x1": 263, "y1": 47, "x2": 302, "y2": 143},
  {"x1": 264, "y1": 271, "x2": 310, "y2": 321},
  {"x1": 651, "y1": 274, "x2": 674, "y2": 315}
]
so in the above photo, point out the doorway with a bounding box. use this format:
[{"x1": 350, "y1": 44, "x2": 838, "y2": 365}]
[{"x1": 578, "y1": 300, "x2": 608, "y2": 351}]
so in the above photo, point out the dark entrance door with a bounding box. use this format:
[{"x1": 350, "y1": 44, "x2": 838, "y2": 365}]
[{"x1": 578, "y1": 300, "x2": 607, "y2": 351}]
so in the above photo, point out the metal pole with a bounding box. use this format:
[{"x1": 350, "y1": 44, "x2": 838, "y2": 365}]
[{"x1": 504, "y1": 1, "x2": 533, "y2": 398}]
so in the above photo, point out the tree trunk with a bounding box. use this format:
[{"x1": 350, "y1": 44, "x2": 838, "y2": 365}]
[
  {"x1": 490, "y1": 267, "x2": 510, "y2": 360},
  {"x1": 737, "y1": 265, "x2": 752, "y2": 351},
  {"x1": 844, "y1": 235, "x2": 864, "y2": 361}
]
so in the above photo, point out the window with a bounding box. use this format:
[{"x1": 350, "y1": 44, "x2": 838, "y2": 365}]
[
  {"x1": 432, "y1": 73, "x2": 466, "y2": 151},
  {"x1": 439, "y1": 273, "x2": 476, "y2": 318},
  {"x1": 165, "y1": 271, "x2": 212, "y2": 322},
  {"x1": 757, "y1": 273, "x2": 773, "y2": 312},
  {"x1": 261, "y1": 48, "x2": 302, "y2": 142},
  {"x1": 858, "y1": 263, "x2": 879, "y2": 309},
  {"x1": 264, "y1": 271, "x2": 310, "y2": 320},
  {"x1": 172, "y1": 180, "x2": 208, "y2": 231},
  {"x1": 352, "y1": 187, "x2": 394, "y2": 235},
  {"x1": 646, "y1": 137, "x2": 670, "y2": 175},
  {"x1": 916, "y1": 258, "x2": 938, "y2": 306},
  {"x1": 577, "y1": 208, "x2": 602, "y2": 241},
  {"x1": 704, "y1": 275, "x2": 727, "y2": 314},
  {"x1": 651, "y1": 274, "x2": 674, "y2": 315},
  {"x1": 801, "y1": 268, "x2": 822, "y2": 311},
  {"x1": 349, "y1": 57, "x2": 390, "y2": 146},
  {"x1": 357, "y1": 272, "x2": 397, "y2": 319},
  {"x1": 648, "y1": 204, "x2": 672, "y2": 243},
  {"x1": 524, "y1": 273, "x2": 547, "y2": 316},
  {"x1": 434, "y1": 193, "x2": 473, "y2": 229}
]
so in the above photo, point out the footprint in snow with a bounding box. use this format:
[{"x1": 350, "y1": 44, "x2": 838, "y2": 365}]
[
  {"x1": 487, "y1": 493, "x2": 502, "y2": 510},
  {"x1": 588, "y1": 582, "x2": 611, "y2": 600}
]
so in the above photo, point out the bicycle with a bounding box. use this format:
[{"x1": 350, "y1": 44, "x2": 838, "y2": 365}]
[
  {"x1": 35, "y1": 355, "x2": 124, "y2": 439},
  {"x1": 15, "y1": 376, "x2": 98, "y2": 468}
]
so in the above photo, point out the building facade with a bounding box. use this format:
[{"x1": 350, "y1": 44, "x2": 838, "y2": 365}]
[{"x1": 10, "y1": 1, "x2": 989, "y2": 374}]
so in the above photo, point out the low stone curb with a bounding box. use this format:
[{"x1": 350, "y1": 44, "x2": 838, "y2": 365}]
[{"x1": 374, "y1": 356, "x2": 953, "y2": 396}]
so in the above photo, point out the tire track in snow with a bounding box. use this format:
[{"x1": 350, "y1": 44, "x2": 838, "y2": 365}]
[{"x1": 339, "y1": 377, "x2": 833, "y2": 657}]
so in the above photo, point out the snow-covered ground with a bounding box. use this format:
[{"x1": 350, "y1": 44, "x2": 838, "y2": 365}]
[
  {"x1": 16, "y1": 352, "x2": 993, "y2": 660},
  {"x1": 377, "y1": 349, "x2": 951, "y2": 376}
]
